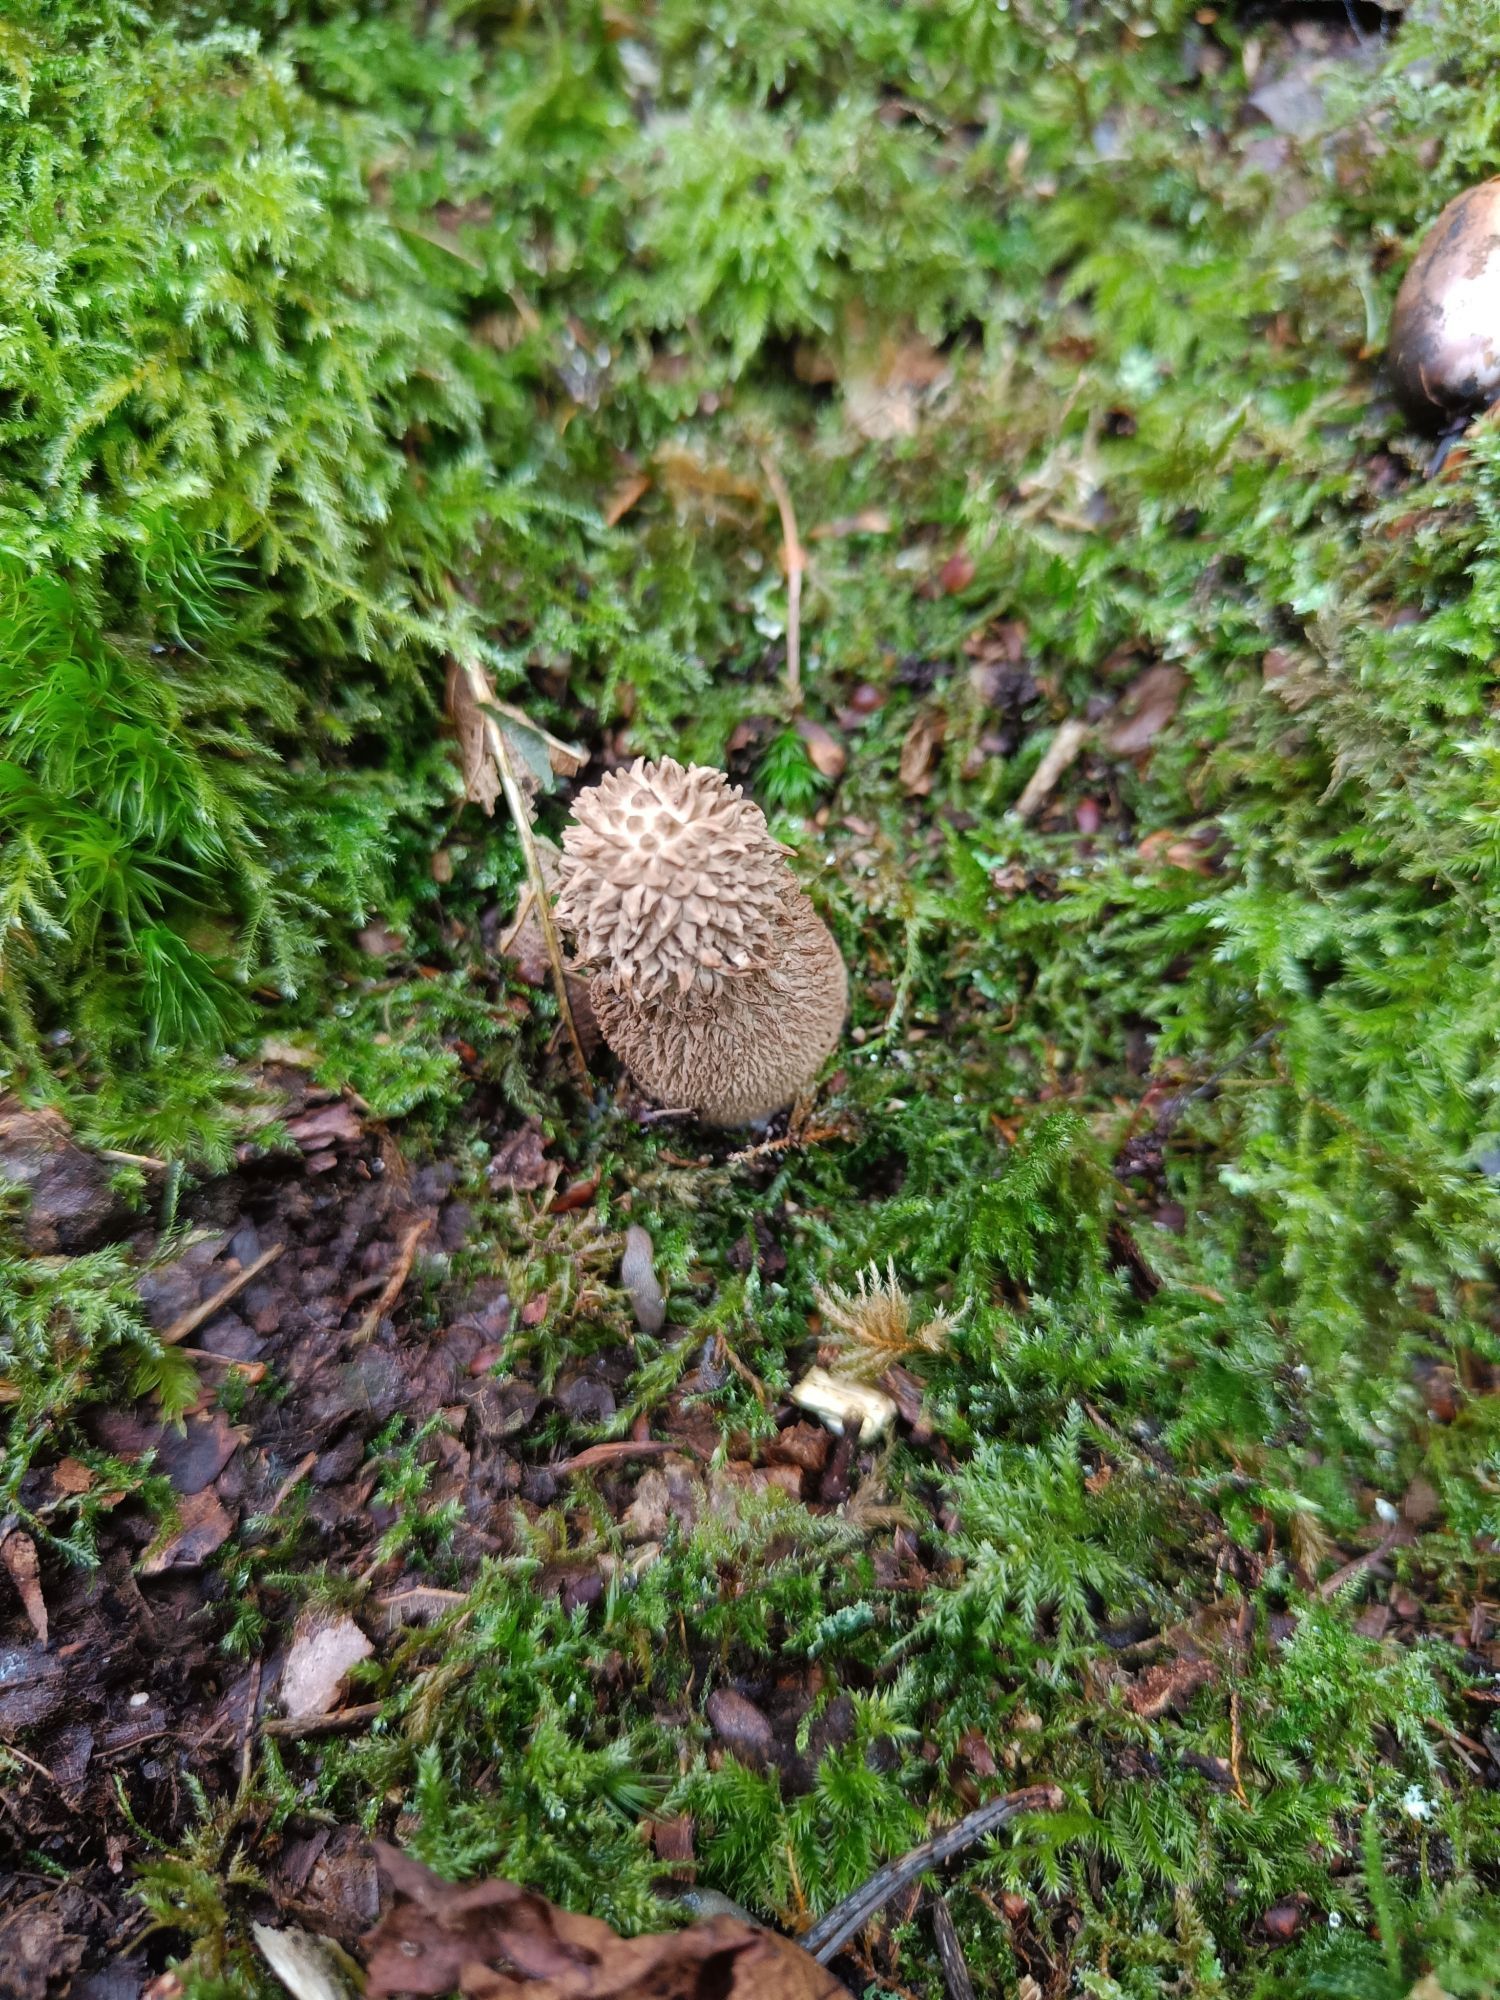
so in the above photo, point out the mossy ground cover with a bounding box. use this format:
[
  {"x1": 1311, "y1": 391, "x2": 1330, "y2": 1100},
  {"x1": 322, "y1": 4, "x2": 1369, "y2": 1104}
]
[{"x1": 6, "y1": 0, "x2": 1500, "y2": 1994}]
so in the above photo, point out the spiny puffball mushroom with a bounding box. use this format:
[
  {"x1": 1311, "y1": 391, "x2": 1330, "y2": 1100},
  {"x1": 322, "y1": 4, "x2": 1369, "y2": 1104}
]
[
  {"x1": 553, "y1": 757, "x2": 847, "y2": 1125},
  {"x1": 1388, "y1": 179, "x2": 1500, "y2": 426}
]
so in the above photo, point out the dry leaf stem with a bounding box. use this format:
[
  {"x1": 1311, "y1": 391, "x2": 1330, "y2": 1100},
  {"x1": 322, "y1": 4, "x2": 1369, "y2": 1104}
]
[
  {"x1": 761, "y1": 453, "x2": 805, "y2": 708},
  {"x1": 456, "y1": 657, "x2": 591, "y2": 1085}
]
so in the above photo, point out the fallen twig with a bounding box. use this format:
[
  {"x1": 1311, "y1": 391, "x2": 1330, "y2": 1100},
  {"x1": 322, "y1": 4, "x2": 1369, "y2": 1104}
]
[
  {"x1": 714, "y1": 1332, "x2": 770, "y2": 1406},
  {"x1": 761, "y1": 452, "x2": 806, "y2": 707},
  {"x1": 352, "y1": 1217, "x2": 432, "y2": 1346},
  {"x1": 802, "y1": 1783, "x2": 1063, "y2": 1962},
  {"x1": 1317, "y1": 1525, "x2": 1404, "y2": 1601},
  {"x1": 453, "y1": 657, "x2": 591, "y2": 1086},
  {"x1": 238, "y1": 1657, "x2": 263, "y2": 1801},
  {"x1": 262, "y1": 1700, "x2": 384, "y2": 1740},
  {"x1": 929, "y1": 1895, "x2": 976, "y2": 2000},
  {"x1": 553, "y1": 1438, "x2": 706, "y2": 1474},
  {"x1": 1011, "y1": 717, "x2": 1090, "y2": 821},
  {"x1": 160, "y1": 1243, "x2": 285, "y2": 1347},
  {"x1": 179, "y1": 1349, "x2": 267, "y2": 1384},
  {"x1": 265, "y1": 1451, "x2": 318, "y2": 1520}
]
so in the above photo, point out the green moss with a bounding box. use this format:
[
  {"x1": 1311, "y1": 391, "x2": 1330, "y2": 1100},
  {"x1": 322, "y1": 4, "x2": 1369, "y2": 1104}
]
[{"x1": 8, "y1": 0, "x2": 1500, "y2": 1992}]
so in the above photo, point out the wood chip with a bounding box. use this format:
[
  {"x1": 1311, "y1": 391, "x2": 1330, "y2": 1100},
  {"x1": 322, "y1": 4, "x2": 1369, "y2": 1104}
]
[
  {"x1": 280, "y1": 1614, "x2": 374, "y2": 1723},
  {"x1": 253, "y1": 1923, "x2": 362, "y2": 2000},
  {"x1": 789, "y1": 1367, "x2": 897, "y2": 1443}
]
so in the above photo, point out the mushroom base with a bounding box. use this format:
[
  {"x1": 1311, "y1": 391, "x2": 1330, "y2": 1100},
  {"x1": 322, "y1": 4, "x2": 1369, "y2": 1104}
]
[{"x1": 590, "y1": 897, "x2": 848, "y2": 1125}]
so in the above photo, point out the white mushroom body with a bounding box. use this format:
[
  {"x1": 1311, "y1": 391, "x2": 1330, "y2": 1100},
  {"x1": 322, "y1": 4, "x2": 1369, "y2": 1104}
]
[
  {"x1": 553, "y1": 758, "x2": 847, "y2": 1124},
  {"x1": 1388, "y1": 180, "x2": 1500, "y2": 425}
]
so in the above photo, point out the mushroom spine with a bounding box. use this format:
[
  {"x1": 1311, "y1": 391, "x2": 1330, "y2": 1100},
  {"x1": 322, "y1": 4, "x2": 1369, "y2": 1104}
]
[{"x1": 553, "y1": 758, "x2": 847, "y2": 1124}]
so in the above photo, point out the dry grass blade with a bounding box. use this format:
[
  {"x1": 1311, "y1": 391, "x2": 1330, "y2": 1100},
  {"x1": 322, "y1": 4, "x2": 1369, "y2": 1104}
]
[
  {"x1": 448, "y1": 657, "x2": 591, "y2": 1085},
  {"x1": 761, "y1": 452, "x2": 805, "y2": 707}
]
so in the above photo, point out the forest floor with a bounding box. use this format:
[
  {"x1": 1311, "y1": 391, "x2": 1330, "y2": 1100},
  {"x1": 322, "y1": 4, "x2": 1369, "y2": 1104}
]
[{"x1": 5, "y1": 3, "x2": 1500, "y2": 1997}]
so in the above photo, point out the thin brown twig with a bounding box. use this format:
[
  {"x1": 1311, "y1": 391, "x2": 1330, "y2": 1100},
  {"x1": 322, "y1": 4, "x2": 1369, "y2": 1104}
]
[
  {"x1": 458, "y1": 657, "x2": 590, "y2": 1086},
  {"x1": 238, "y1": 1657, "x2": 263, "y2": 1802},
  {"x1": 761, "y1": 453, "x2": 805, "y2": 707},
  {"x1": 802, "y1": 1784, "x2": 1063, "y2": 1962},
  {"x1": 1317, "y1": 1525, "x2": 1403, "y2": 1601},
  {"x1": 713, "y1": 1332, "x2": 769, "y2": 1406},
  {"x1": 553, "y1": 1438, "x2": 708, "y2": 1474},
  {"x1": 0, "y1": 1743, "x2": 59, "y2": 1788},
  {"x1": 262, "y1": 1701, "x2": 384, "y2": 1740},
  {"x1": 159, "y1": 1243, "x2": 285, "y2": 1347},
  {"x1": 929, "y1": 1895, "x2": 976, "y2": 2000},
  {"x1": 265, "y1": 1451, "x2": 318, "y2": 1519},
  {"x1": 352, "y1": 1217, "x2": 432, "y2": 1346}
]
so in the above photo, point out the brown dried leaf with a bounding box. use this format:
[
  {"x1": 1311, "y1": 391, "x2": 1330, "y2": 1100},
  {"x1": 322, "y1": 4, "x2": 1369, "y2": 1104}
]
[
  {"x1": 1106, "y1": 664, "x2": 1185, "y2": 756},
  {"x1": 447, "y1": 663, "x2": 584, "y2": 814},
  {"x1": 488, "y1": 1123, "x2": 555, "y2": 1194},
  {"x1": 603, "y1": 472, "x2": 651, "y2": 528},
  {"x1": 795, "y1": 718, "x2": 846, "y2": 781},
  {"x1": 1121, "y1": 1655, "x2": 1216, "y2": 1720},
  {"x1": 1, "y1": 1532, "x2": 48, "y2": 1645},
  {"x1": 140, "y1": 1488, "x2": 234, "y2": 1574},
  {"x1": 843, "y1": 329, "x2": 950, "y2": 442},
  {"x1": 705, "y1": 1688, "x2": 775, "y2": 1769},
  {"x1": 363, "y1": 1847, "x2": 843, "y2": 2000},
  {"x1": 654, "y1": 447, "x2": 764, "y2": 526},
  {"x1": 1136, "y1": 827, "x2": 1216, "y2": 875},
  {"x1": 938, "y1": 550, "x2": 976, "y2": 595},
  {"x1": 898, "y1": 708, "x2": 945, "y2": 796},
  {"x1": 284, "y1": 1101, "x2": 365, "y2": 1153},
  {"x1": 447, "y1": 658, "x2": 501, "y2": 816}
]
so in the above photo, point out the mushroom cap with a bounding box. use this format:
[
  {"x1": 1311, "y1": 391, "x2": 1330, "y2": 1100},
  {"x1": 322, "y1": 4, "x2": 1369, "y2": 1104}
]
[
  {"x1": 591, "y1": 891, "x2": 848, "y2": 1124},
  {"x1": 555, "y1": 758, "x2": 789, "y2": 1003},
  {"x1": 1388, "y1": 179, "x2": 1500, "y2": 425}
]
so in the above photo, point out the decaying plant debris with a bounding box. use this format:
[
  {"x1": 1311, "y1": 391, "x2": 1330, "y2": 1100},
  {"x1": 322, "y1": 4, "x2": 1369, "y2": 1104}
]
[{"x1": 7, "y1": 1, "x2": 1500, "y2": 1997}]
